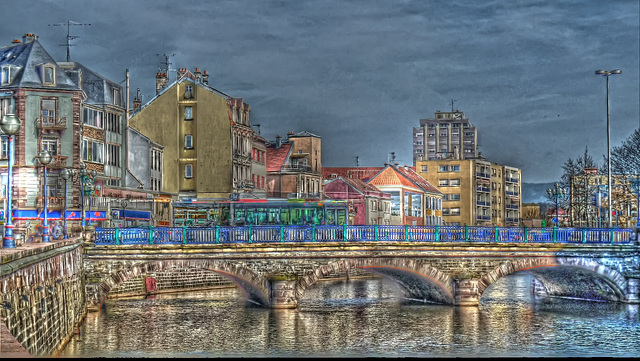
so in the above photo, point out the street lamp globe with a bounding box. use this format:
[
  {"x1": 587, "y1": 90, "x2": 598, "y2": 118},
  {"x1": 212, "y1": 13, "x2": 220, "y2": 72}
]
[
  {"x1": 37, "y1": 149, "x2": 52, "y2": 165},
  {"x1": 0, "y1": 114, "x2": 22, "y2": 135},
  {"x1": 60, "y1": 168, "x2": 72, "y2": 181}
]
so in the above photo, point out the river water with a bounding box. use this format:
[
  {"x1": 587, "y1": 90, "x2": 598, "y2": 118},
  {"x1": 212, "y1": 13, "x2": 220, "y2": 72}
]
[{"x1": 60, "y1": 273, "x2": 640, "y2": 358}]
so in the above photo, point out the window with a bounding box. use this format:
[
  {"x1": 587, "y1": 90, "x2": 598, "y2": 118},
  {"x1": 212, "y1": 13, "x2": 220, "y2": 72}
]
[
  {"x1": 450, "y1": 179, "x2": 461, "y2": 186},
  {"x1": 41, "y1": 99, "x2": 56, "y2": 125},
  {"x1": 113, "y1": 88, "x2": 120, "y2": 106},
  {"x1": 439, "y1": 179, "x2": 449, "y2": 187},
  {"x1": 107, "y1": 144, "x2": 120, "y2": 167},
  {"x1": 83, "y1": 108, "x2": 104, "y2": 128},
  {"x1": 1, "y1": 67, "x2": 10, "y2": 85},
  {"x1": 185, "y1": 135, "x2": 193, "y2": 149},
  {"x1": 439, "y1": 165, "x2": 449, "y2": 172},
  {"x1": 451, "y1": 165, "x2": 460, "y2": 172},
  {"x1": 0, "y1": 136, "x2": 8, "y2": 159},
  {"x1": 450, "y1": 194, "x2": 461, "y2": 201},
  {"x1": 389, "y1": 191, "x2": 401, "y2": 216},
  {"x1": 450, "y1": 208, "x2": 460, "y2": 215},
  {"x1": 185, "y1": 164, "x2": 193, "y2": 178},
  {"x1": 185, "y1": 106, "x2": 193, "y2": 120},
  {"x1": 82, "y1": 138, "x2": 104, "y2": 164},
  {"x1": 44, "y1": 67, "x2": 54, "y2": 85},
  {"x1": 42, "y1": 138, "x2": 58, "y2": 156},
  {"x1": 185, "y1": 85, "x2": 193, "y2": 98},
  {"x1": 421, "y1": 165, "x2": 428, "y2": 172}
]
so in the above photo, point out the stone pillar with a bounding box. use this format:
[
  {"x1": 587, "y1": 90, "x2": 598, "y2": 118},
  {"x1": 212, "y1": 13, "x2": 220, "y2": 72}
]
[
  {"x1": 454, "y1": 279, "x2": 481, "y2": 306},
  {"x1": 626, "y1": 278, "x2": 640, "y2": 304},
  {"x1": 268, "y1": 279, "x2": 298, "y2": 309}
]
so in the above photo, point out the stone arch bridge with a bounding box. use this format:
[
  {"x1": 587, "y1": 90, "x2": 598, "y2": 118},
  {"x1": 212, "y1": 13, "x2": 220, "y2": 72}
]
[{"x1": 83, "y1": 240, "x2": 640, "y2": 309}]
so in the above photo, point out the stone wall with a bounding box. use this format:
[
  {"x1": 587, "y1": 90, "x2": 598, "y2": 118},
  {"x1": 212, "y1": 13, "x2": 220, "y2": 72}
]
[
  {"x1": 109, "y1": 268, "x2": 235, "y2": 297},
  {"x1": 0, "y1": 241, "x2": 86, "y2": 356}
]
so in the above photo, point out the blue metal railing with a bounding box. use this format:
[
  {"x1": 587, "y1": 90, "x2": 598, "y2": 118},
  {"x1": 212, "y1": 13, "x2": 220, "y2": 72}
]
[{"x1": 93, "y1": 225, "x2": 635, "y2": 246}]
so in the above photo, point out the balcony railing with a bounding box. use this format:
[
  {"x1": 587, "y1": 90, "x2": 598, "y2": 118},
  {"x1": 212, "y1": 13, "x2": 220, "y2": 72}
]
[
  {"x1": 36, "y1": 196, "x2": 65, "y2": 208},
  {"x1": 476, "y1": 215, "x2": 491, "y2": 220},
  {"x1": 506, "y1": 177, "x2": 519, "y2": 183},
  {"x1": 506, "y1": 204, "x2": 519, "y2": 210},
  {"x1": 283, "y1": 164, "x2": 312, "y2": 172},
  {"x1": 476, "y1": 172, "x2": 490, "y2": 178},
  {"x1": 506, "y1": 191, "x2": 520, "y2": 196},
  {"x1": 477, "y1": 201, "x2": 490, "y2": 206},
  {"x1": 477, "y1": 186, "x2": 490, "y2": 193},
  {"x1": 37, "y1": 116, "x2": 67, "y2": 130},
  {"x1": 46, "y1": 155, "x2": 69, "y2": 169}
]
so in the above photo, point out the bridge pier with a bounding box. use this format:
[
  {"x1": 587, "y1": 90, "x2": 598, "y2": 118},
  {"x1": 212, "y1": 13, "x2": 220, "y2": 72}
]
[
  {"x1": 454, "y1": 279, "x2": 481, "y2": 306},
  {"x1": 268, "y1": 279, "x2": 298, "y2": 309},
  {"x1": 625, "y1": 277, "x2": 640, "y2": 304}
]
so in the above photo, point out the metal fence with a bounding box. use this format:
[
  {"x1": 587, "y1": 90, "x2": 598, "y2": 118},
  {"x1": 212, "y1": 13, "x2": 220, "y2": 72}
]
[{"x1": 93, "y1": 225, "x2": 635, "y2": 246}]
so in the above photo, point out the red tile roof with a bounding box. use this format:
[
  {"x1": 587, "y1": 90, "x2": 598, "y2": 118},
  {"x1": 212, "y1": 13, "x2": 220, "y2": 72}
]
[
  {"x1": 394, "y1": 165, "x2": 442, "y2": 195},
  {"x1": 266, "y1": 143, "x2": 292, "y2": 172},
  {"x1": 342, "y1": 177, "x2": 388, "y2": 196}
]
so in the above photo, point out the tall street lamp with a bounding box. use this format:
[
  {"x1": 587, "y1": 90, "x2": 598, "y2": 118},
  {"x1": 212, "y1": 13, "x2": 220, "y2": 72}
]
[
  {"x1": 547, "y1": 182, "x2": 567, "y2": 227},
  {"x1": 77, "y1": 166, "x2": 97, "y2": 227},
  {"x1": 595, "y1": 69, "x2": 622, "y2": 228},
  {"x1": 60, "y1": 168, "x2": 74, "y2": 239},
  {"x1": 1, "y1": 111, "x2": 22, "y2": 248},
  {"x1": 37, "y1": 149, "x2": 52, "y2": 242}
]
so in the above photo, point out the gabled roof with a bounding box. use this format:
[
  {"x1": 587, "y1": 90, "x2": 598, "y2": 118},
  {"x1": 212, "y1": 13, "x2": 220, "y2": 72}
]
[
  {"x1": 288, "y1": 130, "x2": 321, "y2": 138},
  {"x1": 266, "y1": 142, "x2": 293, "y2": 172},
  {"x1": 367, "y1": 164, "x2": 443, "y2": 195},
  {"x1": 130, "y1": 73, "x2": 234, "y2": 117},
  {"x1": 340, "y1": 177, "x2": 388, "y2": 196},
  {"x1": 0, "y1": 39, "x2": 79, "y2": 91}
]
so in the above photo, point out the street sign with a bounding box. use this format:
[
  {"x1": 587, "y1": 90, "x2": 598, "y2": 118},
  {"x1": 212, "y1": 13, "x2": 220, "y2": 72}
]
[{"x1": 552, "y1": 217, "x2": 558, "y2": 224}]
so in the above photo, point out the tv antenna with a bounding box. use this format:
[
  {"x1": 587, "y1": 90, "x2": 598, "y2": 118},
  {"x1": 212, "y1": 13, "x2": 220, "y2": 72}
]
[
  {"x1": 388, "y1": 152, "x2": 396, "y2": 163},
  {"x1": 48, "y1": 20, "x2": 91, "y2": 62},
  {"x1": 252, "y1": 123, "x2": 261, "y2": 134},
  {"x1": 451, "y1": 99, "x2": 457, "y2": 112},
  {"x1": 355, "y1": 156, "x2": 360, "y2": 167},
  {"x1": 157, "y1": 53, "x2": 176, "y2": 80}
]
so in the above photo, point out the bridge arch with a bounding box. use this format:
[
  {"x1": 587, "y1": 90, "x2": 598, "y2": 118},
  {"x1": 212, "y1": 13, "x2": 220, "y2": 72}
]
[
  {"x1": 89, "y1": 259, "x2": 270, "y2": 310},
  {"x1": 479, "y1": 258, "x2": 628, "y2": 302},
  {"x1": 295, "y1": 259, "x2": 455, "y2": 305}
]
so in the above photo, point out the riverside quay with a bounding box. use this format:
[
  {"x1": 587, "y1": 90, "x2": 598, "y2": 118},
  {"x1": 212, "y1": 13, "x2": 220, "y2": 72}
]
[{"x1": 1, "y1": 224, "x2": 639, "y2": 356}]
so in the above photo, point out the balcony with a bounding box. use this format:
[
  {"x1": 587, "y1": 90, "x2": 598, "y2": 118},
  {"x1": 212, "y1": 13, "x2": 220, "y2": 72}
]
[
  {"x1": 37, "y1": 116, "x2": 67, "y2": 130},
  {"x1": 506, "y1": 177, "x2": 519, "y2": 183},
  {"x1": 46, "y1": 155, "x2": 69, "y2": 169},
  {"x1": 477, "y1": 186, "x2": 490, "y2": 193},
  {"x1": 506, "y1": 204, "x2": 519, "y2": 210},
  {"x1": 36, "y1": 196, "x2": 66, "y2": 209},
  {"x1": 283, "y1": 164, "x2": 312, "y2": 172},
  {"x1": 476, "y1": 172, "x2": 490, "y2": 178},
  {"x1": 477, "y1": 201, "x2": 490, "y2": 206},
  {"x1": 476, "y1": 215, "x2": 491, "y2": 220},
  {"x1": 506, "y1": 217, "x2": 519, "y2": 223}
]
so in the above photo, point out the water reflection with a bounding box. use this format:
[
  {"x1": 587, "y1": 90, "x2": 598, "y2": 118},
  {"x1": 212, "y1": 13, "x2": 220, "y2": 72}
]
[{"x1": 60, "y1": 274, "x2": 640, "y2": 358}]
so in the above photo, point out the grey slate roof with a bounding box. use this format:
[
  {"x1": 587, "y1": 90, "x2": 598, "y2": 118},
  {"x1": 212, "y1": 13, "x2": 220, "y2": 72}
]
[
  {"x1": 58, "y1": 62, "x2": 123, "y2": 106},
  {"x1": 289, "y1": 130, "x2": 321, "y2": 138},
  {"x1": 0, "y1": 40, "x2": 79, "y2": 91}
]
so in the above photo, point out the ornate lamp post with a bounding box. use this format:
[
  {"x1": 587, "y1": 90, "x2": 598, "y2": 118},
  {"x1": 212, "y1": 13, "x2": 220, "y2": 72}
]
[
  {"x1": 60, "y1": 168, "x2": 74, "y2": 239},
  {"x1": 1, "y1": 111, "x2": 22, "y2": 248},
  {"x1": 547, "y1": 183, "x2": 567, "y2": 227},
  {"x1": 595, "y1": 69, "x2": 622, "y2": 228},
  {"x1": 37, "y1": 149, "x2": 52, "y2": 242},
  {"x1": 77, "y1": 166, "x2": 97, "y2": 227}
]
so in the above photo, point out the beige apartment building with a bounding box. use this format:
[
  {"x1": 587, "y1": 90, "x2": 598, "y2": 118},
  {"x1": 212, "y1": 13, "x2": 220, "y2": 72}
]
[{"x1": 416, "y1": 158, "x2": 522, "y2": 226}]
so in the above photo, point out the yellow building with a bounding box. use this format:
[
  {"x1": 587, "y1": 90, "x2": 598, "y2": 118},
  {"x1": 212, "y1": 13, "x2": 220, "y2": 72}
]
[
  {"x1": 129, "y1": 68, "x2": 255, "y2": 199},
  {"x1": 416, "y1": 158, "x2": 522, "y2": 226}
]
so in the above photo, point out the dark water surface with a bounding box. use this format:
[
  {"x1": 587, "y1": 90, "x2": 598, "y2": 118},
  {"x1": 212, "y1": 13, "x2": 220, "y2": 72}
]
[{"x1": 60, "y1": 274, "x2": 640, "y2": 357}]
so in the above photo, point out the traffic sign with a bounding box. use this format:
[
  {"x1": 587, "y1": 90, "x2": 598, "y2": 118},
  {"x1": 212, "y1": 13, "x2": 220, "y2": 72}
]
[{"x1": 552, "y1": 217, "x2": 558, "y2": 224}]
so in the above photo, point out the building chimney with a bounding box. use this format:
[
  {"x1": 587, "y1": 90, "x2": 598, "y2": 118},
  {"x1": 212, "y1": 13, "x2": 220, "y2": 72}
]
[
  {"x1": 156, "y1": 72, "x2": 168, "y2": 94},
  {"x1": 203, "y1": 70, "x2": 209, "y2": 85},
  {"x1": 287, "y1": 131, "x2": 294, "y2": 140},
  {"x1": 22, "y1": 33, "x2": 38, "y2": 43},
  {"x1": 11, "y1": 39, "x2": 21, "y2": 44},
  {"x1": 177, "y1": 68, "x2": 187, "y2": 79},
  {"x1": 275, "y1": 135, "x2": 282, "y2": 149},
  {"x1": 194, "y1": 68, "x2": 202, "y2": 83},
  {"x1": 133, "y1": 88, "x2": 142, "y2": 111}
]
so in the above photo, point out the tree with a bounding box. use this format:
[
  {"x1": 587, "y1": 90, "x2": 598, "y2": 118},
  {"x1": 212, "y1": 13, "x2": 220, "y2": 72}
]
[
  {"x1": 549, "y1": 147, "x2": 599, "y2": 226},
  {"x1": 610, "y1": 128, "x2": 640, "y2": 176}
]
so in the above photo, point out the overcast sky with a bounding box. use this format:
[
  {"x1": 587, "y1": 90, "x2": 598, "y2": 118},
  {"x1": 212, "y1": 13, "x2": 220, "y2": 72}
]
[{"x1": 4, "y1": 0, "x2": 639, "y2": 183}]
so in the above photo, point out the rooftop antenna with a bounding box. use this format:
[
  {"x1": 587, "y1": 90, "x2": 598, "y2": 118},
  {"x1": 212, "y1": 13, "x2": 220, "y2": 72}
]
[
  {"x1": 451, "y1": 99, "x2": 457, "y2": 112},
  {"x1": 252, "y1": 123, "x2": 261, "y2": 134},
  {"x1": 388, "y1": 152, "x2": 396, "y2": 163},
  {"x1": 355, "y1": 156, "x2": 360, "y2": 167},
  {"x1": 156, "y1": 53, "x2": 176, "y2": 81},
  {"x1": 48, "y1": 20, "x2": 92, "y2": 62}
]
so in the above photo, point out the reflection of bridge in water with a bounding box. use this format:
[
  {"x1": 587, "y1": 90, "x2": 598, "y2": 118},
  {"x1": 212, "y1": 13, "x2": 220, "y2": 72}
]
[{"x1": 85, "y1": 225, "x2": 640, "y2": 310}]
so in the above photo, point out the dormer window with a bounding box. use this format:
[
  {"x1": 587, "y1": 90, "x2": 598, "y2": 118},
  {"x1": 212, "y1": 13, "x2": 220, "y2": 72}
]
[
  {"x1": 1, "y1": 67, "x2": 10, "y2": 85},
  {"x1": 113, "y1": 88, "x2": 120, "y2": 106},
  {"x1": 185, "y1": 85, "x2": 193, "y2": 99},
  {"x1": 44, "y1": 66, "x2": 55, "y2": 85}
]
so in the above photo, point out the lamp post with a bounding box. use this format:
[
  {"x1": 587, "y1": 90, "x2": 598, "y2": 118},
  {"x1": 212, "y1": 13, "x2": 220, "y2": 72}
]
[
  {"x1": 595, "y1": 69, "x2": 622, "y2": 228},
  {"x1": 121, "y1": 200, "x2": 128, "y2": 227},
  {"x1": 37, "y1": 150, "x2": 52, "y2": 242},
  {"x1": 60, "y1": 168, "x2": 73, "y2": 239},
  {"x1": 1, "y1": 111, "x2": 22, "y2": 248},
  {"x1": 630, "y1": 176, "x2": 640, "y2": 227},
  {"x1": 547, "y1": 183, "x2": 567, "y2": 227},
  {"x1": 77, "y1": 167, "x2": 97, "y2": 227}
]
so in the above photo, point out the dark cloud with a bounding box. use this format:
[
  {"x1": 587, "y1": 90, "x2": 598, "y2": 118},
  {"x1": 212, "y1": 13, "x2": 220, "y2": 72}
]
[{"x1": 2, "y1": 0, "x2": 638, "y2": 183}]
